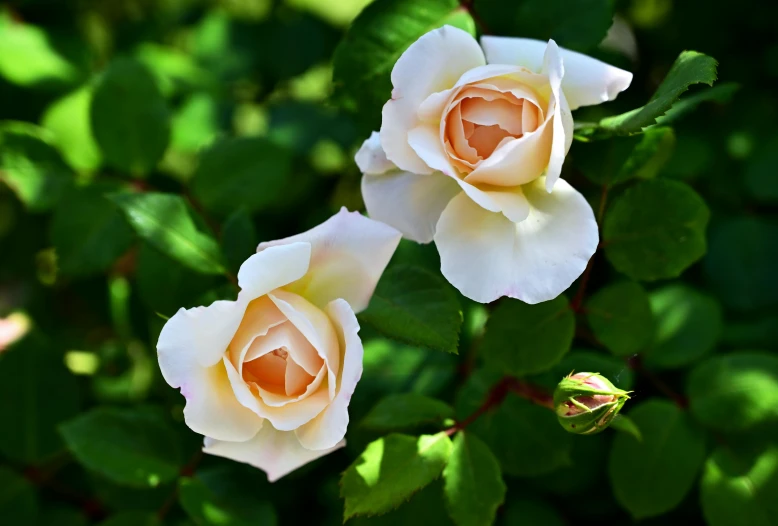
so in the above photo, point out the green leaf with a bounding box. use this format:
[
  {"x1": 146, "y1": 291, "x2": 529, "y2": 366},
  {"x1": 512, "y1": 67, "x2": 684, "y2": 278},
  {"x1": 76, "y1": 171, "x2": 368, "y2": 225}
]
[
  {"x1": 348, "y1": 481, "x2": 453, "y2": 526},
  {"x1": 644, "y1": 284, "x2": 722, "y2": 369},
  {"x1": 603, "y1": 179, "x2": 710, "y2": 281},
  {"x1": 179, "y1": 473, "x2": 277, "y2": 526},
  {"x1": 332, "y1": 0, "x2": 474, "y2": 130},
  {"x1": 481, "y1": 295, "x2": 574, "y2": 376},
  {"x1": 745, "y1": 135, "x2": 778, "y2": 204},
  {"x1": 610, "y1": 414, "x2": 643, "y2": 442},
  {"x1": 134, "y1": 43, "x2": 214, "y2": 97},
  {"x1": 0, "y1": 333, "x2": 80, "y2": 463},
  {"x1": 191, "y1": 137, "x2": 292, "y2": 216},
  {"x1": 456, "y1": 370, "x2": 573, "y2": 477},
  {"x1": 531, "y1": 432, "x2": 609, "y2": 496},
  {"x1": 608, "y1": 399, "x2": 706, "y2": 519},
  {"x1": 700, "y1": 447, "x2": 778, "y2": 526},
  {"x1": 360, "y1": 265, "x2": 462, "y2": 354},
  {"x1": 136, "y1": 243, "x2": 219, "y2": 316},
  {"x1": 41, "y1": 85, "x2": 102, "y2": 174},
  {"x1": 50, "y1": 183, "x2": 132, "y2": 277},
  {"x1": 341, "y1": 433, "x2": 453, "y2": 520},
  {"x1": 91, "y1": 58, "x2": 170, "y2": 176},
  {"x1": 599, "y1": 51, "x2": 718, "y2": 135},
  {"x1": 221, "y1": 208, "x2": 257, "y2": 275},
  {"x1": 50, "y1": 183, "x2": 134, "y2": 277},
  {"x1": 362, "y1": 393, "x2": 454, "y2": 432},
  {"x1": 655, "y1": 81, "x2": 740, "y2": 126},
  {"x1": 0, "y1": 121, "x2": 73, "y2": 212},
  {"x1": 474, "y1": 0, "x2": 613, "y2": 52},
  {"x1": 98, "y1": 512, "x2": 160, "y2": 526},
  {"x1": 502, "y1": 499, "x2": 565, "y2": 526},
  {"x1": 443, "y1": 432, "x2": 506, "y2": 526},
  {"x1": 687, "y1": 352, "x2": 778, "y2": 432},
  {"x1": 60, "y1": 406, "x2": 183, "y2": 488},
  {"x1": 110, "y1": 192, "x2": 226, "y2": 275},
  {"x1": 586, "y1": 281, "x2": 654, "y2": 356},
  {"x1": 704, "y1": 217, "x2": 778, "y2": 311},
  {"x1": 0, "y1": 467, "x2": 38, "y2": 525},
  {"x1": 0, "y1": 14, "x2": 77, "y2": 87}
]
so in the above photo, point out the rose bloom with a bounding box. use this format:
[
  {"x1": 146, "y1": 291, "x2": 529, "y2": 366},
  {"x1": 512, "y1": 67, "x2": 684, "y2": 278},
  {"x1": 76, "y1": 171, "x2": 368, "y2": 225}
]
[
  {"x1": 357, "y1": 26, "x2": 632, "y2": 304},
  {"x1": 157, "y1": 209, "x2": 400, "y2": 481}
]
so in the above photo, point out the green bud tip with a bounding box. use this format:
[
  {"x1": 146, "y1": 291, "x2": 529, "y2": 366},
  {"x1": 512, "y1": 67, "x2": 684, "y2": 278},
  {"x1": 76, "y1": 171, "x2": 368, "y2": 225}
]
[{"x1": 554, "y1": 372, "x2": 631, "y2": 435}]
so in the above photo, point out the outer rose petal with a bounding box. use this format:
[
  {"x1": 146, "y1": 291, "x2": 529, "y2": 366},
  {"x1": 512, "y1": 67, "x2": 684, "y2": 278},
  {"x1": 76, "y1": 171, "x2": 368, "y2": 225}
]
[
  {"x1": 542, "y1": 40, "x2": 574, "y2": 192},
  {"x1": 296, "y1": 299, "x2": 362, "y2": 450},
  {"x1": 435, "y1": 177, "x2": 598, "y2": 304},
  {"x1": 204, "y1": 426, "x2": 345, "y2": 483},
  {"x1": 381, "y1": 25, "x2": 485, "y2": 173},
  {"x1": 480, "y1": 36, "x2": 633, "y2": 110},
  {"x1": 257, "y1": 209, "x2": 401, "y2": 313},
  {"x1": 355, "y1": 132, "x2": 395, "y2": 175},
  {"x1": 361, "y1": 171, "x2": 461, "y2": 243},
  {"x1": 237, "y1": 242, "x2": 311, "y2": 300},
  {"x1": 158, "y1": 300, "x2": 264, "y2": 441}
]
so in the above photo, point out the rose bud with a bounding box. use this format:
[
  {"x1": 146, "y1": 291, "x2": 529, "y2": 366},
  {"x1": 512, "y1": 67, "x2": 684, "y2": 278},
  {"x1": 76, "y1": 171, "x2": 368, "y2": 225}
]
[{"x1": 554, "y1": 372, "x2": 630, "y2": 435}]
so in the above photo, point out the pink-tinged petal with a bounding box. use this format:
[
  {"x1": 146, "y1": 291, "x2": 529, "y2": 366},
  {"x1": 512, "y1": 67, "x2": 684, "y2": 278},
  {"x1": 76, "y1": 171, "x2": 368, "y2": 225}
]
[
  {"x1": 381, "y1": 25, "x2": 485, "y2": 173},
  {"x1": 542, "y1": 40, "x2": 574, "y2": 192},
  {"x1": 158, "y1": 299, "x2": 246, "y2": 370},
  {"x1": 418, "y1": 88, "x2": 457, "y2": 122},
  {"x1": 460, "y1": 97, "x2": 523, "y2": 136},
  {"x1": 361, "y1": 170, "x2": 460, "y2": 244},
  {"x1": 269, "y1": 290, "x2": 340, "y2": 391},
  {"x1": 435, "y1": 178, "x2": 598, "y2": 304},
  {"x1": 171, "y1": 358, "x2": 262, "y2": 442},
  {"x1": 464, "y1": 116, "x2": 553, "y2": 187},
  {"x1": 447, "y1": 104, "x2": 480, "y2": 164},
  {"x1": 223, "y1": 355, "x2": 330, "y2": 430},
  {"x1": 243, "y1": 321, "x2": 322, "y2": 376},
  {"x1": 237, "y1": 242, "x2": 311, "y2": 301},
  {"x1": 355, "y1": 132, "x2": 395, "y2": 175},
  {"x1": 227, "y1": 296, "x2": 286, "y2": 370},
  {"x1": 480, "y1": 36, "x2": 633, "y2": 110},
  {"x1": 407, "y1": 124, "x2": 456, "y2": 177},
  {"x1": 296, "y1": 299, "x2": 362, "y2": 450},
  {"x1": 203, "y1": 426, "x2": 345, "y2": 482},
  {"x1": 257, "y1": 209, "x2": 401, "y2": 313}
]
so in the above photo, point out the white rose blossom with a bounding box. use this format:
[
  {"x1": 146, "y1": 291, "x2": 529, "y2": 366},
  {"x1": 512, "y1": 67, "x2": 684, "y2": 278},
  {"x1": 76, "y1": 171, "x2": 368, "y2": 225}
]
[
  {"x1": 357, "y1": 26, "x2": 633, "y2": 304},
  {"x1": 157, "y1": 209, "x2": 401, "y2": 482}
]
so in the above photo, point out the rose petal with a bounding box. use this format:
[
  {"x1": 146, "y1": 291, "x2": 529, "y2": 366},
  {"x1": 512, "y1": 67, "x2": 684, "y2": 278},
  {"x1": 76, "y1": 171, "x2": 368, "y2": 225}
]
[
  {"x1": 257, "y1": 209, "x2": 401, "y2": 313},
  {"x1": 480, "y1": 36, "x2": 633, "y2": 110},
  {"x1": 269, "y1": 290, "x2": 340, "y2": 394},
  {"x1": 447, "y1": 104, "x2": 480, "y2": 164},
  {"x1": 243, "y1": 321, "x2": 322, "y2": 377},
  {"x1": 203, "y1": 426, "x2": 345, "y2": 483},
  {"x1": 237, "y1": 242, "x2": 311, "y2": 301},
  {"x1": 464, "y1": 115, "x2": 553, "y2": 187},
  {"x1": 407, "y1": 123, "x2": 457, "y2": 177},
  {"x1": 361, "y1": 170, "x2": 461, "y2": 244},
  {"x1": 296, "y1": 299, "x2": 362, "y2": 450},
  {"x1": 164, "y1": 356, "x2": 262, "y2": 442},
  {"x1": 542, "y1": 40, "x2": 574, "y2": 192},
  {"x1": 435, "y1": 177, "x2": 598, "y2": 304},
  {"x1": 454, "y1": 179, "x2": 530, "y2": 223},
  {"x1": 460, "y1": 97, "x2": 523, "y2": 136},
  {"x1": 381, "y1": 25, "x2": 485, "y2": 173},
  {"x1": 285, "y1": 358, "x2": 313, "y2": 397},
  {"x1": 228, "y1": 296, "x2": 286, "y2": 370},
  {"x1": 223, "y1": 356, "x2": 330, "y2": 430},
  {"x1": 355, "y1": 132, "x2": 395, "y2": 175}
]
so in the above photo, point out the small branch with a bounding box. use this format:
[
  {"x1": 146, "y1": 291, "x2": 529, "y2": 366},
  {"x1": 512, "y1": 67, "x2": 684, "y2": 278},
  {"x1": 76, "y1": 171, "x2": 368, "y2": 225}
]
[
  {"x1": 157, "y1": 450, "x2": 204, "y2": 520},
  {"x1": 445, "y1": 376, "x2": 554, "y2": 436},
  {"x1": 459, "y1": 0, "x2": 491, "y2": 34}
]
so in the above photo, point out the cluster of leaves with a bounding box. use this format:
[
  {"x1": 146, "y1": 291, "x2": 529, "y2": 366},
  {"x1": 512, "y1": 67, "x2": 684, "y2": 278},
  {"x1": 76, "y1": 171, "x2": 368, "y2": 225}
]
[{"x1": 1, "y1": 0, "x2": 778, "y2": 525}]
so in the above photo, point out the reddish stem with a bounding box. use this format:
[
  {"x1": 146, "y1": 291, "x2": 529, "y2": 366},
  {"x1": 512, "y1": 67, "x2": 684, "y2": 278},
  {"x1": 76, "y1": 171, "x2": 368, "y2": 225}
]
[{"x1": 445, "y1": 376, "x2": 554, "y2": 436}]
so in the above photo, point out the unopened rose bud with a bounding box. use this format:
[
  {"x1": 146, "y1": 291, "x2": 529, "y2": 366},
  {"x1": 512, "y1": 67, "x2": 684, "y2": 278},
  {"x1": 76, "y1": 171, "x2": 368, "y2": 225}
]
[{"x1": 554, "y1": 372, "x2": 630, "y2": 435}]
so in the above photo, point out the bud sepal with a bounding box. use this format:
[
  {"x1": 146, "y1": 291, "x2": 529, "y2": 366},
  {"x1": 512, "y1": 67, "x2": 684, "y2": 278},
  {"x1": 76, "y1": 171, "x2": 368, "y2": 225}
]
[{"x1": 554, "y1": 372, "x2": 631, "y2": 435}]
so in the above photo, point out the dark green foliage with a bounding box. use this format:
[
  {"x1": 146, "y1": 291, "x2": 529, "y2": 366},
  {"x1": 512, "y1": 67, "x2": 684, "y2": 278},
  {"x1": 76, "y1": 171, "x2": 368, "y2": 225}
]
[{"x1": 0, "y1": 0, "x2": 773, "y2": 525}]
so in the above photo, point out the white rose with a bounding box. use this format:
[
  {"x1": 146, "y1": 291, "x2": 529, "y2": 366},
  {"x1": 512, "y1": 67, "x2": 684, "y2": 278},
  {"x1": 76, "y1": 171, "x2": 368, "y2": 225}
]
[
  {"x1": 157, "y1": 209, "x2": 401, "y2": 481},
  {"x1": 357, "y1": 26, "x2": 633, "y2": 304}
]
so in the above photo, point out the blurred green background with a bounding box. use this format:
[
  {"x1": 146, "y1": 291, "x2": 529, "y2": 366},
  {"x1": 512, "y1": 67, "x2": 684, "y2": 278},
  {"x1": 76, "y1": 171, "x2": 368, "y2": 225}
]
[{"x1": 1, "y1": 0, "x2": 777, "y2": 525}]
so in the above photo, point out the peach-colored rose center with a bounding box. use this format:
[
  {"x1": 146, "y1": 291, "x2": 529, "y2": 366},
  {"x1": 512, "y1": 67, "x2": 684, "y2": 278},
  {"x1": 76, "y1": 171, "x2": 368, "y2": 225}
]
[
  {"x1": 228, "y1": 295, "x2": 328, "y2": 403},
  {"x1": 443, "y1": 83, "x2": 545, "y2": 173}
]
